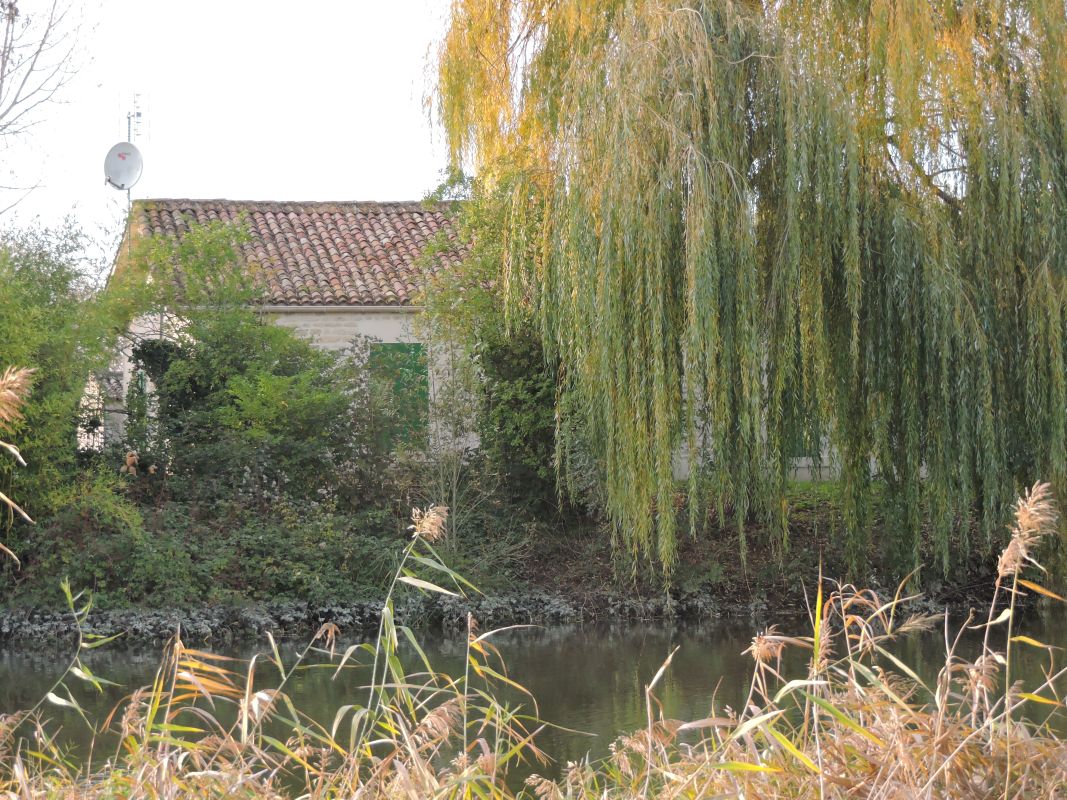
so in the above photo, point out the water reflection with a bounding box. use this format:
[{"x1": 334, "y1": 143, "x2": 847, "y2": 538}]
[{"x1": 1, "y1": 613, "x2": 1064, "y2": 776}]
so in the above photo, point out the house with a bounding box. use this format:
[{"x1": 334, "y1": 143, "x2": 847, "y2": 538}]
[
  {"x1": 100, "y1": 198, "x2": 464, "y2": 444},
  {"x1": 100, "y1": 197, "x2": 826, "y2": 480}
]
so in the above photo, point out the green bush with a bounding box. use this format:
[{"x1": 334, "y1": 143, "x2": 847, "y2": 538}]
[
  {"x1": 10, "y1": 471, "x2": 146, "y2": 606},
  {"x1": 115, "y1": 223, "x2": 413, "y2": 513},
  {"x1": 8, "y1": 497, "x2": 407, "y2": 608},
  {"x1": 0, "y1": 226, "x2": 144, "y2": 521},
  {"x1": 473, "y1": 327, "x2": 558, "y2": 508},
  {"x1": 139, "y1": 312, "x2": 352, "y2": 506},
  {"x1": 210, "y1": 506, "x2": 402, "y2": 605}
]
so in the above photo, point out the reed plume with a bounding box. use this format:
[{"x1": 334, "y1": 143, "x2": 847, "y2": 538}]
[
  {"x1": 0, "y1": 365, "x2": 34, "y2": 549},
  {"x1": 0, "y1": 366, "x2": 33, "y2": 433}
]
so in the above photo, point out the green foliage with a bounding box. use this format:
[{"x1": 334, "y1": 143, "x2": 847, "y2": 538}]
[
  {"x1": 120, "y1": 222, "x2": 411, "y2": 511},
  {"x1": 436, "y1": 0, "x2": 1067, "y2": 576},
  {"x1": 421, "y1": 176, "x2": 574, "y2": 512},
  {"x1": 123, "y1": 369, "x2": 152, "y2": 455},
  {"x1": 474, "y1": 327, "x2": 557, "y2": 505},
  {"x1": 10, "y1": 471, "x2": 146, "y2": 606},
  {"x1": 0, "y1": 225, "x2": 145, "y2": 521},
  {"x1": 146, "y1": 311, "x2": 354, "y2": 506},
  {"x1": 10, "y1": 499, "x2": 405, "y2": 608}
]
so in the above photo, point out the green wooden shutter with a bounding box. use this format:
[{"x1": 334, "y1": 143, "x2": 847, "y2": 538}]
[{"x1": 368, "y1": 342, "x2": 429, "y2": 445}]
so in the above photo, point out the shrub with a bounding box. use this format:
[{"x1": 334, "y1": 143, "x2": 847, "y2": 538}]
[
  {"x1": 0, "y1": 225, "x2": 144, "y2": 521},
  {"x1": 8, "y1": 499, "x2": 408, "y2": 608},
  {"x1": 10, "y1": 471, "x2": 146, "y2": 606}
]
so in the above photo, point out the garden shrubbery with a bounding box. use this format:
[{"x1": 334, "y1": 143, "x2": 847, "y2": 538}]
[{"x1": 2, "y1": 220, "x2": 548, "y2": 608}]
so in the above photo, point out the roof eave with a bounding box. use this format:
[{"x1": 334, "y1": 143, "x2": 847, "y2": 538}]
[{"x1": 259, "y1": 304, "x2": 423, "y2": 313}]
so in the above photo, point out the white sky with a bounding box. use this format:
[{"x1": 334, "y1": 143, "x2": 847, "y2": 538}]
[{"x1": 2, "y1": 0, "x2": 451, "y2": 264}]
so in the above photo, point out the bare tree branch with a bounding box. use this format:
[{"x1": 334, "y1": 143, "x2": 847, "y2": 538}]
[
  {"x1": 0, "y1": 2, "x2": 79, "y2": 136},
  {"x1": 0, "y1": 1, "x2": 80, "y2": 212}
]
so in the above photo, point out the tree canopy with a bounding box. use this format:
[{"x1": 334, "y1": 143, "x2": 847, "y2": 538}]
[{"x1": 435, "y1": 0, "x2": 1067, "y2": 574}]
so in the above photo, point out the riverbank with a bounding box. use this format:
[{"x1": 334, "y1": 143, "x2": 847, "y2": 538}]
[
  {"x1": 0, "y1": 588, "x2": 735, "y2": 646},
  {"x1": 0, "y1": 576, "x2": 1004, "y2": 646},
  {"x1": 0, "y1": 480, "x2": 1014, "y2": 644},
  {"x1": 1, "y1": 484, "x2": 1062, "y2": 800}
]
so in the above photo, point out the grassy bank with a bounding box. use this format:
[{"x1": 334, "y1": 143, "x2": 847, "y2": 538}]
[
  {"x1": 1, "y1": 479, "x2": 1012, "y2": 619},
  {"x1": 1, "y1": 488, "x2": 1065, "y2": 798}
]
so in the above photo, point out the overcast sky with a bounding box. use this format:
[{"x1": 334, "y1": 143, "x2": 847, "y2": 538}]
[{"x1": 2, "y1": 0, "x2": 450, "y2": 264}]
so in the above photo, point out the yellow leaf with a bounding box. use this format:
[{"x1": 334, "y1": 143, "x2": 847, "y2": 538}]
[
  {"x1": 397, "y1": 575, "x2": 459, "y2": 596},
  {"x1": 678, "y1": 717, "x2": 735, "y2": 731},
  {"x1": 1010, "y1": 635, "x2": 1055, "y2": 650},
  {"x1": 970, "y1": 607, "x2": 1012, "y2": 629},
  {"x1": 1017, "y1": 579, "x2": 1066, "y2": 603},
  {"x1": 1019, "y1": 693, "x2": 1060, "y2": 706},
  {"x1": 730, "y1": 709, "x2": 785, "y2": 742},
  {"x1": 804, "y1": 693, "x2": 885, "y2": 747},
  {"x1": 715, "y1": 761, "x2": 781, "y2": 773},
  {"x1": 767, "y1": 725, "x2": 820, "y2": 773}
]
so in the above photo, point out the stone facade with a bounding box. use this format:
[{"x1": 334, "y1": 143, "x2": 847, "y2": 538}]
[{"x1": 264, "y1": 306, "x2": 419, "y2": 349}]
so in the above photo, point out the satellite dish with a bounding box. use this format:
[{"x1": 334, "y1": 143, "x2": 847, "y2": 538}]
[{"x1": 104, "y1": 142, "x2": 143, "y2": 190}]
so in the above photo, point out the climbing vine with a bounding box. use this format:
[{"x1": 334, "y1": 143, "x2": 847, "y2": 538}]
[{"x1": 435, "y1": 0, "x2": 1067, "y2": 575}]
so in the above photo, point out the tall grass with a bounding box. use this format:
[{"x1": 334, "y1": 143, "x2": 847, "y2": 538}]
[
  {"x1": 3, "y1": 370, "x2": 1067, "y2": 797},
  {"x1": 550, "y1": 484, "x2": 1067, "y2": 799},
  {"x1": 0, "y1": 489, "x2": 1063, "y2": 798}
]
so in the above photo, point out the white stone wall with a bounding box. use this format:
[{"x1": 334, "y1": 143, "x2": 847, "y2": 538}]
[{"x1": 264, "y1": 306, "x2": 419, "y2": 350}]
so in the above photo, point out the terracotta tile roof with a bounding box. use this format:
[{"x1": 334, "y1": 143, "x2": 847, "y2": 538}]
[{"x1": 133, "y1": 199, "x2": 464, "y2": 307}]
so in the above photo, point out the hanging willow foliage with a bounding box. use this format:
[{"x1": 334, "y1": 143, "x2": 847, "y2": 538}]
[{"x1": 435, "y1": 0, "x2": 1067, "y2": 575}]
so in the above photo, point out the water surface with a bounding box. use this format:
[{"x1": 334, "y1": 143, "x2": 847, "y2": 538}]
[{"x1": 2, "y1": 614, "x2": 1064, "y2": 777}]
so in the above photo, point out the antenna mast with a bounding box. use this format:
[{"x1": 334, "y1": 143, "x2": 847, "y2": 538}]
[
  {"x1": 125, "y1": 98, "x2": 142, "y2": 210},
  {"x1": 104, "y1": 105, "x2": 145, "y2": 297}
]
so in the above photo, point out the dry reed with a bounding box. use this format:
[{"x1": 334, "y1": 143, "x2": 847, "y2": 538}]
[{"x1": 1, "y1": 482, "x2": 1066, "y2": 797}]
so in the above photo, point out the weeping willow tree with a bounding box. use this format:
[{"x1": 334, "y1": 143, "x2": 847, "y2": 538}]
[{"x1": 435, "y1": 0, "x2": 1067, "y2": 576}]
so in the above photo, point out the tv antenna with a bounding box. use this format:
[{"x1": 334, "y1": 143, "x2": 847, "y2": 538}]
[
  {"x1": 128, "y1": 102, "x2": 142, "y2": 142},
  {"x1": 104, "y1": 141, "x2": 143, "y2": 192},
  {"x1": 104, "y1": 105, "x2": 146, "y2": 282},
  {"x1": 105, "y1": 102, "x2": 145, "y2": 202}
]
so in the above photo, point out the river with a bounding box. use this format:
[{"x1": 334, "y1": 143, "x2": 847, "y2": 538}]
[{"x1": 1, "y1": 613, "x2": 1064, "y2": 779}]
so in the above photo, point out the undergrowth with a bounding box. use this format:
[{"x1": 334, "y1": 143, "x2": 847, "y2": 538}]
[{"x1": 0, "y1": 489, "x2": 1063, "y2": 798}]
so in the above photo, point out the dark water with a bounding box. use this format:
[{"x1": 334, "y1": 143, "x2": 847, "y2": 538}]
[{"x1": 1, "y1": 614, "x2": 1065, "y2": 776}]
